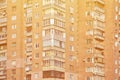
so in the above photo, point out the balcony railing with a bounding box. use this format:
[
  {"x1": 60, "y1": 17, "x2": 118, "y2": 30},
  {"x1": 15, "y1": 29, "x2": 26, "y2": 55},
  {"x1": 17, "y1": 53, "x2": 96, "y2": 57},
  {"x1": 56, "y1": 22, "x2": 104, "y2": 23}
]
[
  {"x1": 0, "y1": 18, "x2": 7, "y2": 23},
  {"x1": 44, "y1": 14, "x2": 65, "y2": 21},
  {"x1": 43, "y1": 35, "x2": 65, "y2": 42},
  {"x1": 0, "y1": 3, "x2": 7, "y2": 9},
  {"x1": 94, "y1": 6, "x2": 105, "y2": 13},
  {"x1": 0, "y1": 57, "x2": 7, "y2": 61},
  {"x1": 0, "y1": 33, "x2": 7, "y2": 40},
  {"x1": 94, "y1": 53, "x2": 104, "y2": 58},
  {"x1": 94, "y1": 43, "x2": 104, "y2": 50},
  {"x1": 43, "y1": 56, "x2": 65, "y2": 62},
  {"x1": 94, "y1": 0, "x2": 105, "y2": 5},
  {"x1": 43, "y1": 66, "x2": 65, "y2": 72},
  {"x1": 95, "y1": 62, "x2": 104, "y2": 67},
  {"x1": 0, "y1": 49, "x2": 7, "y2": 54},
  {"x1": 94, "y1": 34, "x2": 104, "y2": 41},
  {"x1": 25, "y1": 32, "x2": 32, "y2": 36}
]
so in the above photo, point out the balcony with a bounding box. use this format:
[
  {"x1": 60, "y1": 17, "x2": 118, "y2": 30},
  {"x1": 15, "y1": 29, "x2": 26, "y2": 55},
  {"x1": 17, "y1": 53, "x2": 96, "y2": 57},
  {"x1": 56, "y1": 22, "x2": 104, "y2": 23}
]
[
  {"x1": 43, "y1": 14, "x2": 65, "y2": 21},
  {"x1": 54, "y1": 35, "x2": 65, "y2": 42},
  {"x1": 95, "y1": 72, "x2": 104, "y2": 76},
  {"x1": 43, "y1": 78, "x2": 64, "y2": 80},
  {"x1": 94, "y1": 43, "x2": 104, "y2": 50},
  {"x1": 43, "y1": 4, "x2": 65, "y2": 12},
  {"x1": 25, "y1": 32, "x2": 32, "y2": 36},
  {"x1": 95, "y1": 63, "x2": 104, "y2": 67},
  {"x1": 0, "y1": 33, "x2": 7, "y2": 40},
  {"x1": 25, "y1": 23, "x2": 32, "y2": 27},
  {"x1": 94, "y1": 6, "x2": 105, "y2": 13},
  {"x1": 0, "y1": 49, "x2": 7, "y2": 54},
  {"x1": 0, "y1": 18, "x2": 7, "y2": 23},
  {"x1": 43, "y1": 66, "x2": 65, "y2": 72},
  {"x1": 94, "y1": 25, "x2": 104, "y2": 32},
  {"x1": 94, "y1": 0, "x2": 105, "y2": 5},
  {"x1": 0, "y1": 3, "x2": 7, "y2": 9},
  {"x1": 43, "y1": 35, "x2": 65, "y2": 42},
  {"x1": 43, "y1": 56, "x2": 65, "y2": 62},
  {"x1": 0, "y1": 57, "x2": 6, "y2": 61},
  {"x1": 0, "y1": 75, "x2": 6, "y2": 79},
  {"x1": 94, "y1": 34, "x2": 104, "y2": 41},
  {"x1": 43, "y1": 46, "x2": 65, "y2": 52},
  {"x1": 0, "y1": 40, "x2": 6, "y2": 45},
  {"x1": 94, "y1": 53, "x2": 104, "y2": 58},
  {"x1": 0, "y1": 72, "x2": 6, "y2": 75}
]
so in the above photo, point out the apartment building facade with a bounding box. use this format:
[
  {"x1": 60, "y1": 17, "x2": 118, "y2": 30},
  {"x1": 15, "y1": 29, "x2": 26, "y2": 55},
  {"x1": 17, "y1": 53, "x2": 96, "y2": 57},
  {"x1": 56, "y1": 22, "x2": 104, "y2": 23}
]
[{"x1": 0, "y1": 0, "x2": 118, "y2": 80}]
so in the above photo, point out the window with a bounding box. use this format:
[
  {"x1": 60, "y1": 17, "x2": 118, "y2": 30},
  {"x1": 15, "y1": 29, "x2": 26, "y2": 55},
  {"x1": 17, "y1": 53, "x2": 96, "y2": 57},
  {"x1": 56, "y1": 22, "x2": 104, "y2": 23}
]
[
  {"x1": 35, "y1": 33, "x2": 39, "y2": 38},
  {"x1": 70, "y1": 36, "x2": 74, "y2": 41},
  {"x1": 69, "y1": 74, "x2": 73, "y2": 80},
  {"x1": 11, "y1": 15, "x2": 16, "y2": 20},
  {"x1": 70, "y1": 17, "x2": 74, "y2": 23},
  {"x1": 86, "y1": 48, "x2": 93, "y2": 54},
  {"x1": 35, "y1": 53, "x2": 39, "y2": 59},
  {"x1": 12, "y1": 0, "x2": 16, "y2": 3},
  {"x1": 12, "y1": 6, "x2": 16, "y2": 12},
  {"x1": 34, "y1": 43, "x2": 39, "y2": 48},
  {"x1": 70, "y1": 45, "x2": 74, "y2": 51},
  {"x1": 50, "y1": 19, "x2": 54, "y2": 24},
  {"x1": 34, "y1": 73, "x2": 39, "y2": 78},
  {"x1": 12, "y1": 34, "x2": 16, "y2": 38},
  {"x1": 11, "y1": 60, "x2": 16, "y2": 66},
  {"x1": 70, "y1": 7, "x2": 74, "y2": 14},
  {"x1": 11, "y1": 42, "x2": 16, "y2": 47},
  {"x1": 12, "y1": 51, "x2": 16, "y2": 57},
  {"x1": 86, "y1": 39, "x2": 92, "y2": 44},
  {"x1": 35, "y1": 63, "x2": 39, "y2": 68},
  {"x1": 115, "y1": 68, "x2": 118, "y2": 74},
  {"x1": 70, "y1": 26, "x2": 74, "y2": 31},
  {"x1": 11, "y1": 24, "x2": 16, "y2": 29}
]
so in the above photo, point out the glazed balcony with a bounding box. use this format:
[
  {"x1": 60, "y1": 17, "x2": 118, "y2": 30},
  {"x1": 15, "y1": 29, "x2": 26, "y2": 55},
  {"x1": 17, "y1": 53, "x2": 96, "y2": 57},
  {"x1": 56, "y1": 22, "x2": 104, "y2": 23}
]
[{"x1": 94, "y1": 34, "x2": 104, "y2": 41}]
